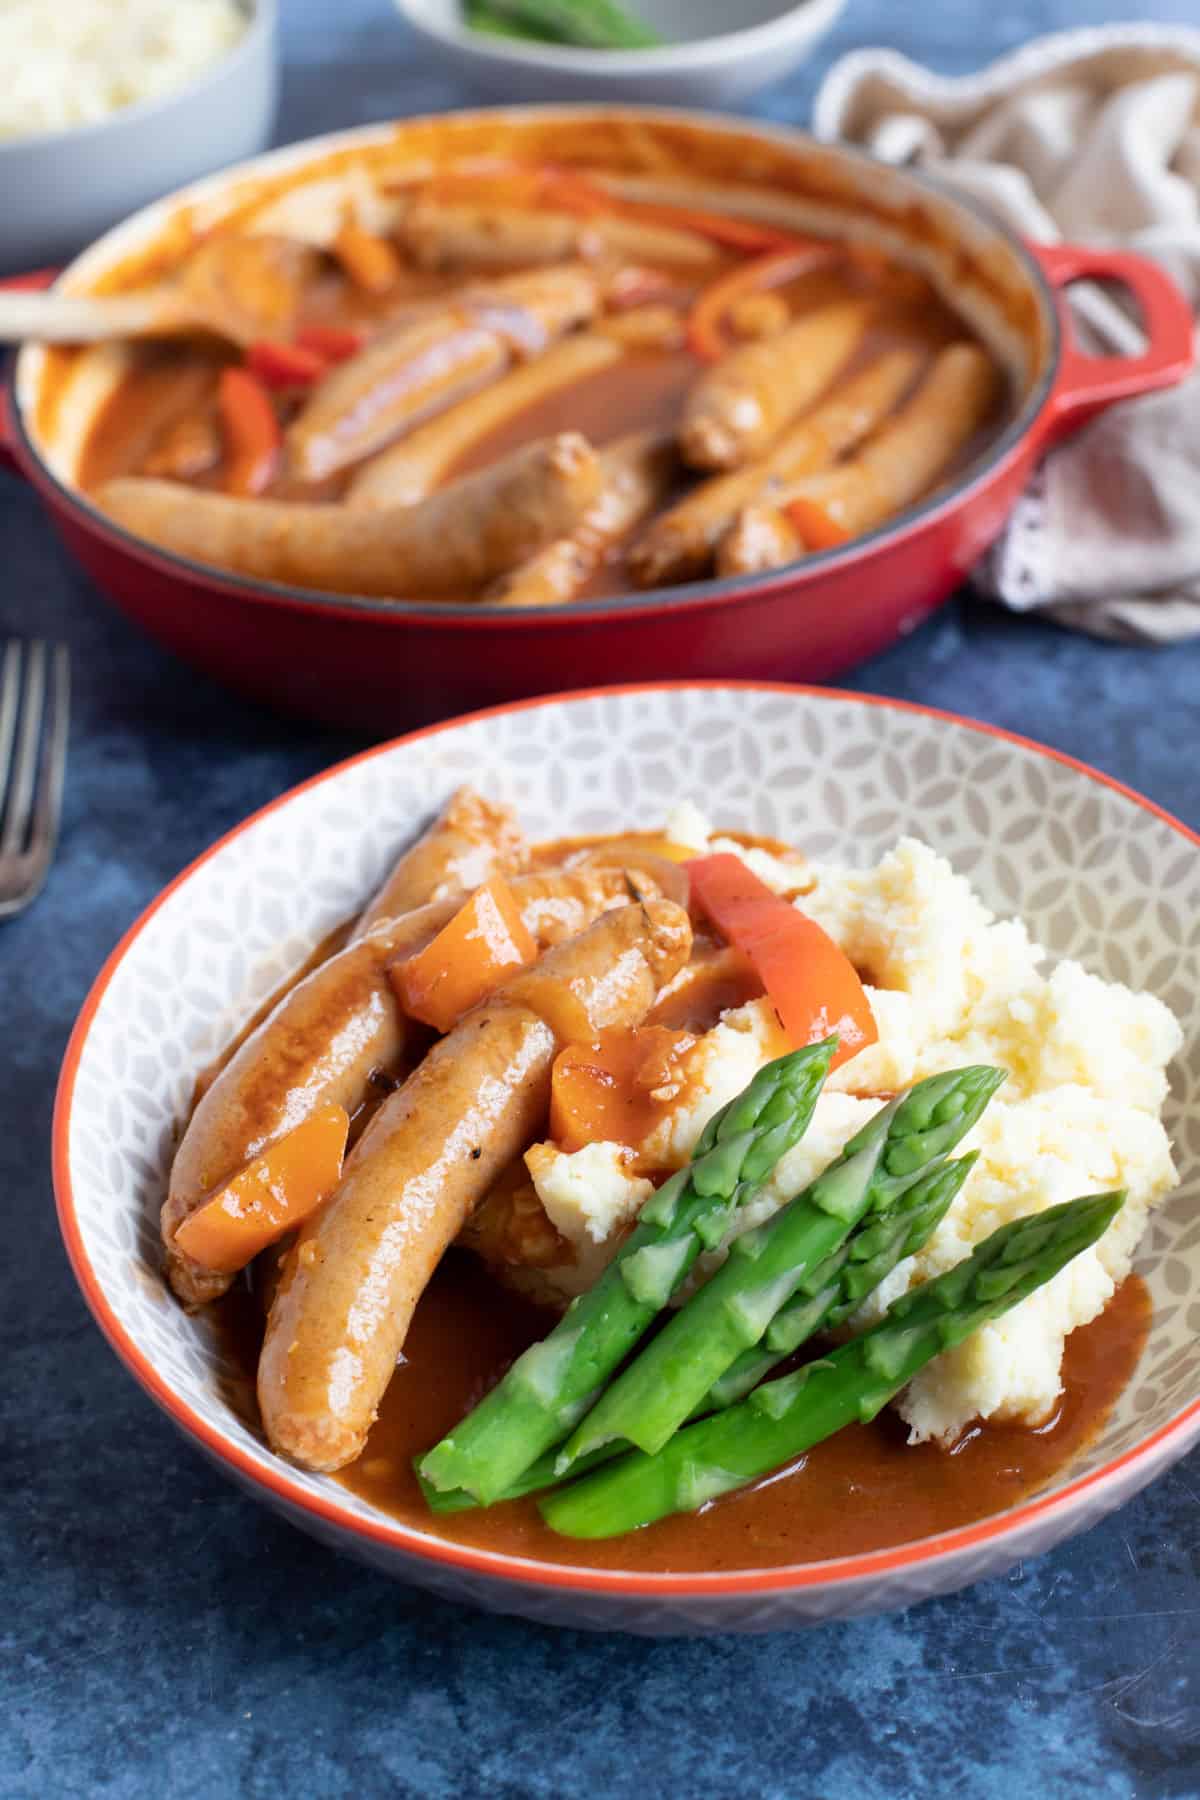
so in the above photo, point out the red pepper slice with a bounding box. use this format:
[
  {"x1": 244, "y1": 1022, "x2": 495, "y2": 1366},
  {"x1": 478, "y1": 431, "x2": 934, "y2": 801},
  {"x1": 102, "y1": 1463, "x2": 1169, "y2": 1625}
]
[
  {"x1": 245, "y1": 339, "x2": 327, "y2": 390},
  {"x1": 687, "y1": 853, "x2": 877, "y2": 1070},
  {"x1": 686, "y1": 247, "x2": 834, "y2": 362},
  {"x1": 294, "y1": 324, "x2": 365, "y2": 363}
]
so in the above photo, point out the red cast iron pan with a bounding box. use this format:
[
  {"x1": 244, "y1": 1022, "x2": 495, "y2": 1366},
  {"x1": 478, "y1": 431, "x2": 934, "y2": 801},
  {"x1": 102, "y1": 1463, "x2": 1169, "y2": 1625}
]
[{"x1": 3, "y1": 110, "x2": 1193, "y2": 731}]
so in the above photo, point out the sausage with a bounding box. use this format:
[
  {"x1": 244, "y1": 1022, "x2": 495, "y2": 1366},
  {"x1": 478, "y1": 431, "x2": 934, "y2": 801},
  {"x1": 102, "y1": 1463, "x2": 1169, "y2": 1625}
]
[
  {"x1": 257, "y1": 898, "x2": 693, "y2": 1471},
  {"x1": 352, "y1": 786, "x2": 527, "y2": 940},
  {"x1": 487, "y1": 433, "x2": 678, "y2": 609},
  {"x1": 143, "y1": 406, "x2": 222, "y2": 481},
  {"x1": 512, "y1": 860, "x2": 685, "y2": 942},
  {"x1": 630, "y1": 345, "x2": 924, "y2": 587},
  {"x1": 400, "y1": 202, "x2": 587, "y2": 270},
  {"x1": 97, "y1": 434, "x2": 604, "y2": 598},
  {"x1": 286, "y1": 264, "x2": 600, "y2": 481},
  {"x1": 164, "y1": 861, "x2": 679, "y2": 1305},
  {"x1": 293, "y1": 313, "x2": 505, "y2": 483},
  {"x1": 714, "y1": 501, "x2": 803, "y2": 577},
  {"x1": 727, "y1": 291, "x2": 792, "y2": 342},
  {"x1": 60, "y1": 363, "x2": 215, "y2": 483},
  {"x1": 163, "y1": 903, "x2": 450, "y2": 1308},
  {"x1": 242, "y1": 169, "x2": 405, "y2": 249},
  {"x1": 566, "y1": 212, "x2": 723, "y2": 269},
  {"x1": 594, "y1": 305, "x2": 687, "y2": 351},
  {"x1": 398, "y1": 200, "x2": 720, "y2": 272},
  {"x1": 679, "y1": 299, "x2": 874, "y2": 471},
  {"x1": 192, "y1": 831, "x2": 564, "y2": 1101},
  {"x1": 457, "y1": 1157, "x2": 570, "y2": 1276},
  {"x1": 782, "y1": 344, "x2": 999, "y2": 549},
  {"x1": 344, "y1": 335, "x2": 621, "y2": 510}
]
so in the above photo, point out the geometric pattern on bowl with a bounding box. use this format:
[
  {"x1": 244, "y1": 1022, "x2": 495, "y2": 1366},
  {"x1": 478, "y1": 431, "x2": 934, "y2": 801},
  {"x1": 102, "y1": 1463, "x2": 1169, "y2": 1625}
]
[{"x1": 53, "y1": 683, "x2": 1200, "y2": 1632}]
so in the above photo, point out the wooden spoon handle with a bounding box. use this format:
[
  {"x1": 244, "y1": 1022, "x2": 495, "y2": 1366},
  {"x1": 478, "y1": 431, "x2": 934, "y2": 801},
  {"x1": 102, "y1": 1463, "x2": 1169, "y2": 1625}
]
[{"x1": 0, "y1": 289, "x2": 165, "y2": 344}]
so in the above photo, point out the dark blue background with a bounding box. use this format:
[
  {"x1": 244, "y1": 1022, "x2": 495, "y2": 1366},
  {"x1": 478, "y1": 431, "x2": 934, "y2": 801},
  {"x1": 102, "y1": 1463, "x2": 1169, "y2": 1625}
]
[{"x1": 5, "y1": 2, "x2": 1199, "y2": 1794}]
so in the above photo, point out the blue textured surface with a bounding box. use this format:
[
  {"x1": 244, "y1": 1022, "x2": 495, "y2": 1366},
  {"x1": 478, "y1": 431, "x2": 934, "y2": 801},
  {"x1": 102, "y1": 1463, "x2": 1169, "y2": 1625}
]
[{"x1": 4, "y1": 1, "x2": 1200, "y2": 1794}]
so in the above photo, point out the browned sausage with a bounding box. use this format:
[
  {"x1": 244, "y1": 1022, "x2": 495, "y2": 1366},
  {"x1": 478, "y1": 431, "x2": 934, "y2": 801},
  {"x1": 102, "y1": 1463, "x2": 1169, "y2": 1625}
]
[
  {"x1": 97, "y1": 434, "x2": 603, "y2": 598},
  {"x1": 781, "y1": 344, "x2": 1000, "y2": 546},
  {"x1": 487, "y1": 433, "x2": 677, "y2": 609},
  {"x1": 715, "y1": 502, "x2": 803, "y2": 577},
  {"x1": 718, "y1": 345, "x2": 998, "y2": 571},
  {"x1": 594, "y1": 305, "x2": 687, "y2": 352},
  {"x1": 679, "y1": 299, "x2": 874, "y2": 471},
  {"x1": 143, "y1": 407, "x2": 222, "y2": 482},
  {"x1": 257, "y1": 898, "x2": 692, "y2": 1471},
  {"x1": 344, "y1": 335, "x2": 621, "y2": 511},
  {"x1": 286, "y1": 264, "x2": 601, "y2": 481},
  {"x1": 352, "y1": 786, "x2": 527, "y2": 940},
  {"x1": 501, "y1": 861, "x2": 681, "y2": 946},
  {"x1": 398, "y1": 200, "x2": 721, "y2": 272},
  {"x1": 630, "y1": 345, "x2": 923, "y2": 587},
  {"x1": 164, "y1": 861, "x2": 678, "y2": 1305},
  {"x1": 726, "y1": 291, "x2": 791, "y2": 342}
]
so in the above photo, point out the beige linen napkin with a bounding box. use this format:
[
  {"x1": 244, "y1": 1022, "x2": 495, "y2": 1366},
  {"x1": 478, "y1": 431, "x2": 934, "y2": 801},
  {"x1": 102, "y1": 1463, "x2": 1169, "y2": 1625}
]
[{"x1": 813, "y1": 24, "x2": 1200, "y2": 642}]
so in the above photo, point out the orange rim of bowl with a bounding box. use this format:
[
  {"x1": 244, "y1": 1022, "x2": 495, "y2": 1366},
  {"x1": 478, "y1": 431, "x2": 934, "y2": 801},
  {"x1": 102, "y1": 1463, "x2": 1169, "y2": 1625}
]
[{"x1": 51, "y1": 680, "x2": 1200, "y2": 1599}]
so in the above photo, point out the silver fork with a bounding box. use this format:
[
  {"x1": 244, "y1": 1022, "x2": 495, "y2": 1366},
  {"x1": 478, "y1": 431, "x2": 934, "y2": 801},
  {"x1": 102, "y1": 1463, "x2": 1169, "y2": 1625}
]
[{"x1": 0, "y1": 640, "x2": 70, "y2": 919}]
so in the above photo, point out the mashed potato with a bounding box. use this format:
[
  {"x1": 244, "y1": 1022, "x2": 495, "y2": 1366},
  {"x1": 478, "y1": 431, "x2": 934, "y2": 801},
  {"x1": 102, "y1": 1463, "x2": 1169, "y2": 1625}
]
[
  {"x1": 520, "y1": 813, "x2": 1182, "y2": 1445},
  {"x1": 1, "y1": 0, "x2": 248, "y2": 141}
]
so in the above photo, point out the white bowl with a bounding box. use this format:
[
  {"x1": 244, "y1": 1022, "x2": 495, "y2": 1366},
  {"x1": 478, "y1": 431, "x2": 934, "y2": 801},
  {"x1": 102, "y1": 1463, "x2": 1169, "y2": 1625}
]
[
  {"x1": 393, "y1": 0, "x2": 847, "y2": 107},
  {"x1": 53, "y1": 683, "x2": 1200, "y2": 1633},
  {"x1": 0, "y1": 0, "x2": 277, "y2": 272}
]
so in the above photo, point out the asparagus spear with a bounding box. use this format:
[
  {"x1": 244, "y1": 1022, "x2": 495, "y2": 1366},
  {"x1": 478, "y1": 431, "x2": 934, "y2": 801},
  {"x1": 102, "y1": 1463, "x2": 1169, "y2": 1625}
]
[
  {"x1": 703, "y1": 1151, "x2": 978, "y2": 1413},
  {"x1": 465, "y1": 3, "x2": 556, "y2": 42},
  {"x1": 465, "y1": 0, "x2": 663, "y2": 49},
  {"x1": 418, "y1": 1039, "x2": 837, "y2": 1504},
  {"x1": 556, "y1": 1067, "x2": 1005, "y2": 1468},
  {"x1": 421, "y1": 1153, "x2": 976, "y2": 1515},
  {"x1": 541, "y1": 1189, "x2": 1126, "y2": 1539},
  {"x1": 416, "y1": 1442, "x2": 612, "y2": 1515}
]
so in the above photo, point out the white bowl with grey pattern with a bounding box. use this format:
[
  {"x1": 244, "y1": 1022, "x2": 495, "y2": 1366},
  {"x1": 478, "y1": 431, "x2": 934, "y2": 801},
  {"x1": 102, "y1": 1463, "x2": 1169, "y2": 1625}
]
[{"x1": 53, "y1": 683, "x2": 1200, "y2": 1633}]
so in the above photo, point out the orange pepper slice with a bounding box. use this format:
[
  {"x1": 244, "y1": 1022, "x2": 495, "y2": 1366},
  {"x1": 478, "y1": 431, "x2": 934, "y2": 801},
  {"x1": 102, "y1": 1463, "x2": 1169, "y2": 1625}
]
[
  {"x1": 391, "y1": 876, "x2": 538, "y2": 1034},
  {"x1": 334, "y1": 221, "x2": 403, "y2": 295},
  {"x1": 216, "y1": 366, "x2": 280, "y2": 496},
  {"x1": 785, "y1": 494, "x2": 853, "y2": 552},
  {"x1": 550, "y1": 1025, "x2": 697, "y2": 1160},
  {"x1": 173, "y1": 1103, "x2": 349, "y2": 1273}
]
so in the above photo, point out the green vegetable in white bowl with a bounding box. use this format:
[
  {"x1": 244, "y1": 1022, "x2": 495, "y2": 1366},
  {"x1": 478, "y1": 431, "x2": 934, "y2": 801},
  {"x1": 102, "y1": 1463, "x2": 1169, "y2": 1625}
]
[{"x1": 464, "y1": 0, "x2": 662, "y2": 48}]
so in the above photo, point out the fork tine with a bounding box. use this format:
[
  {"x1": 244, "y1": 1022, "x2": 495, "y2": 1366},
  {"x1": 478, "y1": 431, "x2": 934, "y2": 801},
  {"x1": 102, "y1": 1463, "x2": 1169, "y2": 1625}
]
[
  {"x1": 0, "y1": 641, "x2": 20, "y2": 802},
  {"x1": 0, "y1": 639, "x2": 46, "y2": 856},
  {"x1": 29, "y1": 644, "x2": 70, "y2": 860}
]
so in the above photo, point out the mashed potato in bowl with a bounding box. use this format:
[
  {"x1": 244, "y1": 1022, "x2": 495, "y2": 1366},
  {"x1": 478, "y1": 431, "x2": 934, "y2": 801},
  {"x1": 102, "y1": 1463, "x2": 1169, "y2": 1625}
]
[
  {"x1": 0, "y1": 0, "x2": 248, "y2": 141},
  {"x1": 505, "y1": 810, "x2": 1182, "y2": 1447}
]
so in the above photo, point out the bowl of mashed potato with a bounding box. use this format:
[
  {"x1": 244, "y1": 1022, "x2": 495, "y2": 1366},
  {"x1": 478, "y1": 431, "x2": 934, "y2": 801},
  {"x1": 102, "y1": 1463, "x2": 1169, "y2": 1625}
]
[{"x1": 0, "y1": 0, "x2": 276, "y2": 268}]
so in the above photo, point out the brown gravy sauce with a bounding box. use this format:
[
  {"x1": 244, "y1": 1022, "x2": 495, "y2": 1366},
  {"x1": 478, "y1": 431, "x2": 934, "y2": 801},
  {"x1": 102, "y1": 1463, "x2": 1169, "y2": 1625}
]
[{"x1": 217, "y1": 1264, "x2": 1149, "y2": 1574}]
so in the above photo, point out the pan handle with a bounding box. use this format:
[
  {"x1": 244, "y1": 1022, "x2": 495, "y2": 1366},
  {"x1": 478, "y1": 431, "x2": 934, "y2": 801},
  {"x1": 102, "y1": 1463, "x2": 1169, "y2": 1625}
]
[
  {"x1": 1032, "y1": 242, "x2": 1194, "y2": 445},
  {"x1": 1, "y1": 268, "x2": 61, "y2": 476}
]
